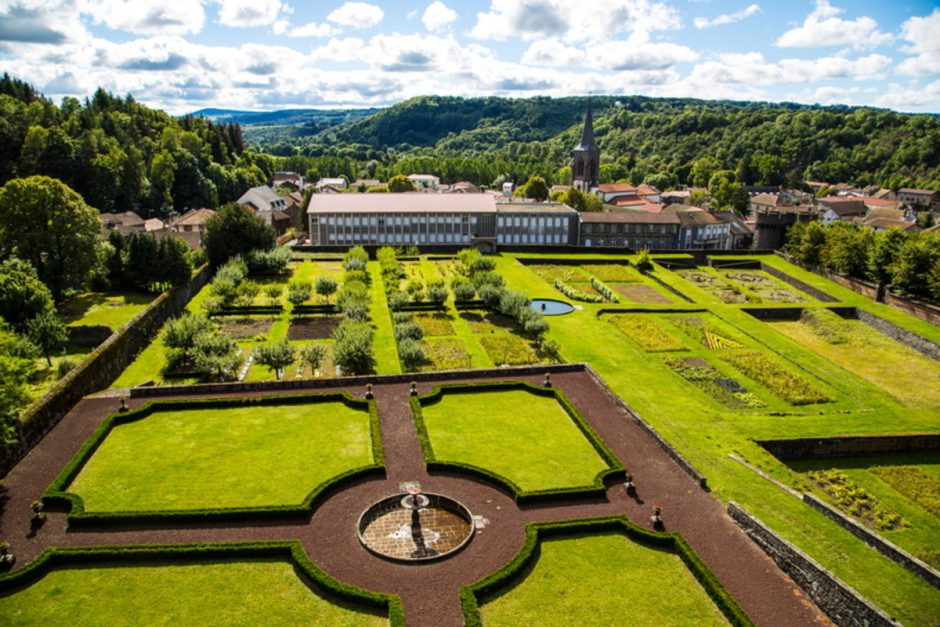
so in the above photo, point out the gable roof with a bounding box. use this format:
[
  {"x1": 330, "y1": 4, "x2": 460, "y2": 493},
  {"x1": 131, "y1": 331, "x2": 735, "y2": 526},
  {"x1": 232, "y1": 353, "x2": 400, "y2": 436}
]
[
  {"x1": 579, "y1": 211, "x2": 679, "y2": 225},
  {"x1": 308, "y1": 192, "x2": 496, "y2": 214},
  {"x1": 237, "y1": 186, "x2": 282, "y2": 212},
  {"x1": 173, "y1": 208, "x2": 216, "y2": 227}
]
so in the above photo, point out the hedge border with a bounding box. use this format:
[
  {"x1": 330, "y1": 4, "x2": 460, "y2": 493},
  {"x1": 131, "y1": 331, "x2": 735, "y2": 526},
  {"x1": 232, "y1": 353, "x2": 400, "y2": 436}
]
[
  {"x1": 411, "y1": 381, "x2": 625, "y2": 505},
  {"x1": 0, "y1": 541, "x2": 404, "y2": 625},
  {"x1": 43, "y1": 391, "x2": 385, "y2": 525},
  {"x1": 459, "y1": 516, "x2": 753, "y2": 627}
]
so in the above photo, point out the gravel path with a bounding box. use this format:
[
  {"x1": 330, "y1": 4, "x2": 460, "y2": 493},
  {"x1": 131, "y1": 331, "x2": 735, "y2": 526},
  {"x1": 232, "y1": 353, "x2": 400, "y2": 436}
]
[{"x1": 0, "y1": 370, "x2": 826, "y2": 626}]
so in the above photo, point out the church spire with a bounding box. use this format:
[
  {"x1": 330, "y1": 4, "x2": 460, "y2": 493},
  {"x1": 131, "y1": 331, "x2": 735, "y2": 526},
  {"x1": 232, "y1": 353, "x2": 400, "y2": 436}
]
[{"x1": 571, "y1": 99, "x2": 600, "y2": 193}]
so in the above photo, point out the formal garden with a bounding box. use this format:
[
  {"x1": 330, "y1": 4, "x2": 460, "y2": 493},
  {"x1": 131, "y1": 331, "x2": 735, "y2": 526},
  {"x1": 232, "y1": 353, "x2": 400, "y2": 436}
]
[{"x1": 1, "y1": 248, "x2": 939, "y2": 626}]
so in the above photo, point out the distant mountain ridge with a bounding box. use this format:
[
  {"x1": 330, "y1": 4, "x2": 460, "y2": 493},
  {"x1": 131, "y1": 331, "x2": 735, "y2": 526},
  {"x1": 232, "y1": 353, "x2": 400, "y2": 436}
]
[{"x1": 191, "y1": 107, "x2": 379, "y2": 127}]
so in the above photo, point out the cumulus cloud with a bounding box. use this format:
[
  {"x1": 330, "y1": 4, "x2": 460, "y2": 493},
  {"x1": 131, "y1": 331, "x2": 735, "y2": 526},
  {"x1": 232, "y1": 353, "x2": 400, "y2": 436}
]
[
  {"x1": 360, "y1": 33, "x2": 476, "y2": 72},
  {"x1": 310, "y1": 37, "x2": 366, "y2": 63},
  {"x1": 586, "y1": 37, "x2": 697, "y2": 71},
  {"x1": 288, "y1": 21, "x2": 338, "y2": 38},
  {"x1": 0, "y1": 0, "x2": 90, "y2": 43},
  {"x1": 691, "y1": 51, "x2": 891, "y2": 85},
  {"x1": 521, "y1": 38, "x2": 584, "y2": 66},
  {"x1": 422, "y1": 1, "x2": 457, "y2": 32},
  {"x1": 216, "y1": 0, "x2": 286, "y2": 28},
  {"x1": 328, "y1": 2, "x2": 384, "y2": 29},
  {"x1": 78, "y1": 0, "x2": 205, "y2": 35},
  {"x1": 896, "y1": 9, "x2": 940, "y2": 77},
  {"x1": 470, "y1": 0, "x2": 680, "y2": 43},
  {"x1": 875, "y1": 79, "x2": 940, "y2": 112},
  {"x1": 775, "y1": 0, "x2": 891, "y2": 50},
  {"x1": 694, "y1": 4, "x2": 759, "y2": 29}
]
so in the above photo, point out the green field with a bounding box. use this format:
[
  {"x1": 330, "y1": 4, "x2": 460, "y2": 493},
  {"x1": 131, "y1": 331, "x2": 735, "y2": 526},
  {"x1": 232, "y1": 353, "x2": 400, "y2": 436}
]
[
  {"x1": 59, "y1": 291, "x2": 156, "y2": 329},
  {"x1": 419, "y1": 388, "x2": 610, "y2": 493},
  {"x1": 0, "y1": 560, "x2": 385, "y2": 626},
  {"x1": 480, "y1": 533, "x2": 728, "y2": 626},
  {"x1": 66, "y1": 399, "x2": 375, "y2": 511}
]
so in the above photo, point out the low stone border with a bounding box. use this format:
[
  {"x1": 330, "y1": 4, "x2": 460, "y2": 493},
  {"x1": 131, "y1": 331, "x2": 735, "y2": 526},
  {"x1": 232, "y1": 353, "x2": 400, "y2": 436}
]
[
  {"x1": 803, "y1": 493, "x2": 940, "y2": 589},
  {"x1": 584, "y1": 365, "x2": 708, "y2": 490},
  {"x1": 130, "y1": 363, "x2": 586, "y2": 399},
  {"x1": 645, "y1": 269, "x2": 695, "y2": 303},
  {"x1": 759, "y1": 263, "x2": 839, "y2": 303},
  {"x1": 855, "y1": 310, "x2": 940, "y2": 361},
  {"x1": 727, "y1": 502, "x2": 898, "y2": 626}
]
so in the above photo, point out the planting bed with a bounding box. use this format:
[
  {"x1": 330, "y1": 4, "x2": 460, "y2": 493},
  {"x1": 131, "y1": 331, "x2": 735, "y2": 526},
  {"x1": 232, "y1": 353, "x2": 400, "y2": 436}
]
[
  {"x1": 413, "y1": 313, "x2": 456, "y2": 336},
  {"x1": 583, "y1": 263, "x2": 644, "y2": 283},
  {"x1": 219, "y1": 317, "x2": 274, "y2": 339},
  {"x1": 528, "y1": 264, "x2": 590, "y2": 283},
  {"x1": 675, "y1": 268, "x2": 811, "y2": 304},
  {"x1": 288, "y1": 316, "x2": 342, "y2": 341},
  {"x1": 613, "y1": 283, "x2": 674, "y2": 304},
  {"x1": 416, "y1": 338, "x2": 472, "y2": 372}
]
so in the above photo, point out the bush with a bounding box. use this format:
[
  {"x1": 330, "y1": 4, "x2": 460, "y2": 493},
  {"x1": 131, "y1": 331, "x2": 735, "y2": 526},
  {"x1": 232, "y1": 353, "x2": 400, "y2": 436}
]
[
  {"x1": 314, "y1": 275, "x2": 338, "y2": 303},
  {"x1": 398, "y1": 338, "x2": 425, "y2": 370},
  {"x1": 387, "y1": 290, "x2": 409, "y2": 310},
  {"x1": 56, "y1": 357, "x2": 76, "y2": 378},
  {"x1": 452, "y1": 279, "x2": 476, "y2": 302},
  {"x1": 591, "y1": 278, "x2": 619, "y2": 303},
  {"x1": 253, "y1": 340, "x2": 295, "y2": 380},
  {"x1": 287, "y1": 280, "x2": 313, "y2": 307},
  {"x1": 554, "y1": 279, "x2": 603, "y2": 303},
  {"x1": 394, "y1": 321, "x2": 424, "y2": 342},
  {"x1": 332, "y1": 320, "x2": 374, "y2": 375},
  {"x1": 634, "y1": 249, "x2": 654, "y2": 272},
  {"x1": 246, "y1": 246, "x2": 291, "y2": 275},
  {"x1": 299, "y1": 344, "x2": 328, "y2": 374},
  {"x1": 427, "y1": 281, "x2": 448, "y2": 305}
]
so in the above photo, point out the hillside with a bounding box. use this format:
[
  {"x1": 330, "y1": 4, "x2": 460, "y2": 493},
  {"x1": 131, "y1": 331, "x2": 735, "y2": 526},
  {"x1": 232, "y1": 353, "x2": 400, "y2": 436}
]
[{"x1": 259, "y1": 95, "x2": 940, "y2": 191}]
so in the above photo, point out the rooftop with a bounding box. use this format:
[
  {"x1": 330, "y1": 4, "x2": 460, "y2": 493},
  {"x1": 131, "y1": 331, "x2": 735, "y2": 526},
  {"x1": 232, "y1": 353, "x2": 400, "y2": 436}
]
[
  {"x1": 308, "y1": 192, "x2": 497, "y2": 214},
  {"x1": 580, "y1": 211, "x2": 680, "y2": 224}
]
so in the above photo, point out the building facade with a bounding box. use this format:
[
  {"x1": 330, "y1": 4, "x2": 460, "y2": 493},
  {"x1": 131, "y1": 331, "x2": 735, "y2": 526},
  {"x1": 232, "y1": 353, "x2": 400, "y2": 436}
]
[
  {"x1": 571, "y1": 101, "x2": 600, "y2": 192},
  {"x1": 578, "y1": 212, "x2": 680, "y2": 249}
]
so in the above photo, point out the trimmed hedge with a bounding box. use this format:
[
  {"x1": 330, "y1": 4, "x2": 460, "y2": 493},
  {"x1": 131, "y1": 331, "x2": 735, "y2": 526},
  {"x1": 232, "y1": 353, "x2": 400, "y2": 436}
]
[
  {"x1": 43, "y1": 392, "x2": 386, "y2": 525},
  {"x1": 0, "y1": 541, "x2": 404, "y2": 625},
  {"x1": 411, "y1": 381, "x2": 625, "y2": 505},
  {"x1": 554, "y1": 278, "x2": 603, "y2": 303},
  {"x1": 291, "y1": 304, "x2": 338, "y2": 315},
  {"x1": 212, "y1": 305, "x2": 284, "y2": 316},
  {"x1": 459, "y1": 516, "x2": 753, "y2": 627},
  {"x1": 590, "y1": 277, "x2": 620, "y2": 303}
]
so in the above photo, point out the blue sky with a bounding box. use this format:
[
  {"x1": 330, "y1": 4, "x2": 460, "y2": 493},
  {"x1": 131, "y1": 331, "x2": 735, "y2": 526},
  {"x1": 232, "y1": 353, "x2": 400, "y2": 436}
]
[{"x1": 0, "y1": 1, "x2": 938, "y2": 114}]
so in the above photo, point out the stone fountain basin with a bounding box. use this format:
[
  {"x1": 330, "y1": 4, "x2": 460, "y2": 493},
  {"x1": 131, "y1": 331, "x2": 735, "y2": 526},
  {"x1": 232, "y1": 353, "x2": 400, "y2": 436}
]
[{"x1": 357, "y1": 492, "x2": 475, "y2": 563}]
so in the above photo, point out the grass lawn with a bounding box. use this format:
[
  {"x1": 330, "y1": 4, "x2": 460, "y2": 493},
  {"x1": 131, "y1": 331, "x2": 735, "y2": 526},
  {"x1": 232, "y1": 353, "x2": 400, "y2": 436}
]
[
  {"x1": 59, "y1": 291, "x2": 156, "y2": 329},
  {"x1": 66, "y1": 399, "x2": 375, "y2": 511},
  {"x1": 0, "y1": 560, "x2": 385, "y2": 626},
  {"x1": 480, "y1": 533, "x2": 728, "y2": 626},
  {"x1": 419, "y1": 389, "x2": 610, "y2": 493}
]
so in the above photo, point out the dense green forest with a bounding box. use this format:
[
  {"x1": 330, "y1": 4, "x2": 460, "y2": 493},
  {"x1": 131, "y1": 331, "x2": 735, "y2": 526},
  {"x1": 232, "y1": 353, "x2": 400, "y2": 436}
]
[
  {"x1": 250, "y1": 95, "x2": 940, "y2": 193},
  {"x1": 0, "y1": 74, "x2": 275, "y2": 218}
]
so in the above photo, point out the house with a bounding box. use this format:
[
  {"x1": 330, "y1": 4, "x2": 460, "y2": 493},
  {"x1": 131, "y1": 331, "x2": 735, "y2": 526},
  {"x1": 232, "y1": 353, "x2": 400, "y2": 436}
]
[
  {"x1": 662, "y1": 205, "x2": 731, "y2": 250},
  {"x1": 861, "y1": 197, "x2": 900, "y2": 211},
  {"x1": 407, "y1": 174, "x2": 440, "y2": 190},
  {"x1": 713, "y1": 211, "x2": 753, "y2": 249},
  {"x1": 172, "y1": 208, "x2": 215, "y2": 235},
  {"x1": 316, "y1": 177, "x2": 347, "y2": 191},
  {"x1": 144, "y1": 218, "x2": 165, "y2": 232},
  {"x1": 897, "y1": 187, "x2": 939, "y2": 210},
  {"x1": 98, "y1": 211, "x2": 145, "y2": 236},
  {"x1": 272, "y1": 171, "x2": 304, "y2": 192},
  {"x1": 749, "y1": 193, "x2": 784, "y2": 214},
  {"x1": 237, "y1": 185, "x2": 290, "y2": 234},
  {"x1": 578, "y1": 212, "x2": 680, "y2": 250},
  {"x1": 818, "y1": 197, "x2": 867, "y2": 224},
  {"x1": 444, "y1": 181, "x2": 480, "y2": 194},
  {"x1": 352, "y1": 179, "x2": 382, "y2": 191},
  {"x1": 595, "y1": 183, "x2": 660, "y2": 204},
  {"x1": 752, "y1": 204, "x2": 817, "y2": 250}
]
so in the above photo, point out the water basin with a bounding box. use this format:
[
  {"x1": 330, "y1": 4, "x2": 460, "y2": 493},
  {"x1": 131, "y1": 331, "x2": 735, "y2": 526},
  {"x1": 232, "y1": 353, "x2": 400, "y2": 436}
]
[{"x1": 531, "y1": 299, "x2": 575, "y2": 316}]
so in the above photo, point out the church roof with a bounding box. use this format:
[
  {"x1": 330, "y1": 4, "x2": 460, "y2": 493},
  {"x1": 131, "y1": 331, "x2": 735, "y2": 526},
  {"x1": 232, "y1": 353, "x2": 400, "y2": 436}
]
[{"x1": 573, "y1": 100, "x2": 598, "y2": 152}]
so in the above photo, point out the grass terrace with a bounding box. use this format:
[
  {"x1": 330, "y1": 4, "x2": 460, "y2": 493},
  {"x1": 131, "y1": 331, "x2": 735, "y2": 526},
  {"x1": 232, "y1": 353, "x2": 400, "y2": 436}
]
[
  {"x1": 415, "y1": 385, "x2": 615, "y2": 495},
  {"x1": 478, "y1": 532, "x2": 729, "y2": 626},
  {"x1": 58, "y1": 291, "x2": 156, "y2": 329},
  {"x1": 58, "y1": 395, "x2": 378, "y2": 512}
]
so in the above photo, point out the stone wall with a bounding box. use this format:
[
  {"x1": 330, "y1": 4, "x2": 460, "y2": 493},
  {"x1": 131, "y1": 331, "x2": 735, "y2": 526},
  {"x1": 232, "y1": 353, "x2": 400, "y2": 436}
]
[
  {"x1": 855, "y1": 310, "x2": 940, "y2": 361},
  {"x1": 760, "y1": 262, "x2": 839, "y2": 302},
  {"x1": 1, "y1": 265, "x2": 213, "y2": 478},
  {"x1": 803, "y1": 494, "x2": 940, "y2": 589},
  {"x1": 727, "y1": 502, "x2": 898, "y2": 626},
  {"x1": 757, "y1": 434, "x2": 940, "y2": 461}
]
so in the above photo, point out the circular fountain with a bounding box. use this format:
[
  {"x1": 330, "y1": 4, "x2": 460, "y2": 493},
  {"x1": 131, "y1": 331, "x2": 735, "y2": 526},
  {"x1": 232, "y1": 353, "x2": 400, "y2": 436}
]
[
  {"x1": 357, "y1": 487, "x2": 474, "y2": 562},
  {"x1": 530, "y1": 298, "x2": 575, "y2": 315}
]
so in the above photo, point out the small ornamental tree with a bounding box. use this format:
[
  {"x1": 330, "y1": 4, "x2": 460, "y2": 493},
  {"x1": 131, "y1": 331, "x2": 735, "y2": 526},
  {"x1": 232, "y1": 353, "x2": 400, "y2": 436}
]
[
  {"x1": 287, "y1": 280, "x2": 313, "y2": 307},
  {"x1": 263, "y1": 284, "x2": 283, "y2": 306},
  {"x1": 162, "y1": 313, "x2": 216, "y2": 372},
  {"x1": 398, "y1": 338, "x2": 425, "y2": 370},
  {"x1": 0, "y1": 257, "x2": 53, "y2": 328},
  {"x1": 452, "y1": 279, "x2": 476, "y2": 302},
  {"x1": 332, "y1": 320, "x2": 375, "y2": 375},
  {"x1": 634, "y1": 249, "x2": 654, "y2": 272},
  {"x1": 300, "y1": 344, "x2": 328, "y2": 375},
  {"x1": 192, "y1": 332, "x2": 243, "y2": 381},
  {"x1": 523, "y1": 175, "x2": 549, "y2": 202},
  {"x1": 26, "y1": 311, "x2": 68, "y2": 367},
  {"x1": 203, "y1": 203, "x2": 275, "y2": 267},
  {"x1": 315, "y1": 275, "x2": 338, "y2": 303},
  {"x1": 254, "y1": 340, "x2": 295, "y2": 380},
  {"x1": 388, "y1": 174, "x2": 416, "y2": 193},
  {"x1": 427, "y1": 281, "x2": 448, "y2": 305}
]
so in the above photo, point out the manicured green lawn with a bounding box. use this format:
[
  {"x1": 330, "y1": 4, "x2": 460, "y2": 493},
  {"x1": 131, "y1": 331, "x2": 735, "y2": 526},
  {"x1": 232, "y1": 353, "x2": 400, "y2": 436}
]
[
  {"x1": 0, "y1": 560, "x2": 386, "y2": 626},
  {"x1": 67, "y1": 400, "x2": 375, "y2": 511},
  {"x1": 59, "y1": 292, "x2": 156, "y2": 329},
  {"x1": 480, "y1": 533, "x2": 728, "y2": 626},
  {"x1": 498, "y1": 252, "x2": 940, "y2": 625},
  {"x1": 419, "y1": 389, "x2": 610, "y2": 493}
]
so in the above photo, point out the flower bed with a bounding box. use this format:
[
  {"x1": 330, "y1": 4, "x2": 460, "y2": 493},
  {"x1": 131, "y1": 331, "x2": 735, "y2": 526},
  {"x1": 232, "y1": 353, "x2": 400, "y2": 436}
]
[
  {"x1": 720, "y1": 351, "x2": 831, "y2": 406},
  {"x1": 607, "y1": 314, "x2": 686, "y2": 352},
  {"x1": 664, "y1": 356, "x2": 765, "y2": 409}
]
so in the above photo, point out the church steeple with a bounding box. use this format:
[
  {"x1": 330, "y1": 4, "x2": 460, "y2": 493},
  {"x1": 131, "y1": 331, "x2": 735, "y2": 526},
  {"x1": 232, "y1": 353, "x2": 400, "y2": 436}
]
[{"x1": 572, "y1": 99, "x2": 600, "y2": 193}]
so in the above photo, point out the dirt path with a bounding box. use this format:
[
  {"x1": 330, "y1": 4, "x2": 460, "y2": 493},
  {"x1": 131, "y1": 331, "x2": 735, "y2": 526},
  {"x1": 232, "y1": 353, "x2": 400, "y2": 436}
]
[{"x1": 0, "y1": 370, "x2": 825, "y2": 626}]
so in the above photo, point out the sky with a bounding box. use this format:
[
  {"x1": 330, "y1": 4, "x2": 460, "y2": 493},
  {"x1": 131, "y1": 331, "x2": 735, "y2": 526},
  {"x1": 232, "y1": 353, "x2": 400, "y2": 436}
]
[{"x1": 0, "y1": 0, "x2": 938, "y2": 115}]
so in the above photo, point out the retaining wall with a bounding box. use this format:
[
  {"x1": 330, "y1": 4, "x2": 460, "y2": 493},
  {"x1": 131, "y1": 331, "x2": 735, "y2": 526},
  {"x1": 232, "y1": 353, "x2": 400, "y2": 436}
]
[
  {"x1": 727, "y1": 502, "x2": 898, "y2": 626},
  {"x1": 855, "y1": 310, "x2": 940, "y2": 361},
  {"x1": 803, "y1": 493, "x2": 940, "y2": 589},
  {"x1": 1, "y1": 265, "x2": 213, "y2": 477},
  {"x1": 760, "y1": 263, "x2": 839, "y2": 303},
  {"x1": 757, "y1": 434, "x2": 940, "y2": 461}
]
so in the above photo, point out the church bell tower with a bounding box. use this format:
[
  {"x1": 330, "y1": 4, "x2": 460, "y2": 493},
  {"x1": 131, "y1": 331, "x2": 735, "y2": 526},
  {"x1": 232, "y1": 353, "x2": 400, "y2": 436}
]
[{"x1": 571, "y1": 100, "x2": 600, "y2": 192}]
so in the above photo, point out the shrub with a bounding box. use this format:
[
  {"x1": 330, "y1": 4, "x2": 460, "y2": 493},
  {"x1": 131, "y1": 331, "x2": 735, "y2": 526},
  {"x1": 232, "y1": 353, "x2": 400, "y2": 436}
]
[
  {"x1": 286, "y1": 280, "x2": 312, "y2": 307},
  {"x1": 427, "y1": 281, "x2": 448, "y2": 305},
  {"x1": 233, "y1": 281, "x2": 260, "y2": 307},
  {"x1": 591, "y1": 278, "x2": 619, "y2": 303},
  {"x1": 314, "y1": 275, "x2": 338, "y2": 303},
  {"x1": 452, "y1": 279, "x2": 476, "y2": 302},
  {"x1": 253, "y1": 340, "x2": 295, "y2": 380},
  {"x1": 398, "y1": 338, "x2": 425, "y2": 370},
  {"x1": 246, "y1": 246, "x2": 291, "y2": 275},
  {"x1": 263, "y1": 285, "x2": 283, "y2": 305},
  {"x1": 554, "y1": 279, "x2": 603, "y2": 303},
  {"x1": 56, "y1": 357, "x2": 76, "y2": 378},
  {"x1": 332, "y1": 320, "x2": 374, "y2": 375},
  {"x1": 387, "y1": 290, "x2": 409, "y2": 310},
  {"x1": 634, "y1": 249, "x2": 654, "y2": 272},
  {"x1": 394, "y1": 321, "x2": 424, "y2": 342}
]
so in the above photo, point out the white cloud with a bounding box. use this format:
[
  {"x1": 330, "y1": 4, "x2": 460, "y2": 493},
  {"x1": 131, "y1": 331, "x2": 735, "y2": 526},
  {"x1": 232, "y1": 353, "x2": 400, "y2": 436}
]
[
  {"x1": 0, "y1": 0, "x2": 88, "y2": 43},
  {"x1": 470, "y1": 0, "x2": 680, "y2": 43},
  {"x1": 521, "y1": 38, "x2": 584, "y2": 66},
  {"x1": 896, "y1": 9, "x2": 940, "y2": 77},
  {"x1": 288, "y1": 21, "x2": 338, "y2": 38},
  {"x1": 360, "y1": 33, "x2": 479, "y2": 72},
  {"x1": 694, "y1": 4, "x2": 759, "y2": 29},
  {"x1": 328, "y1": 2, "x2": 383, "y2": 29},
  {"x1": 422, "y1": 1, "x2": 457, "y2": 32},
  {"x1": 310, "y1": 37, "x2": 365, "y2": 63},
  {"x1": 216, "y1": 0, "x2": 285, "y2": 28},
  {"x1": 775, "y1": 0, "x2": 891, "y2": 50},
  {"x1": 587, "y1": 36, "x2": 697, "y2": 71},
  {"x1": 875, "y1": 80, "x2": 940, "y2": 112},
  {"x1": 691, "y1": 51, "x2": 891, "y2": 85},
  {"x1": 77, "y1": 0, "x2": 206, "y2": 35}
]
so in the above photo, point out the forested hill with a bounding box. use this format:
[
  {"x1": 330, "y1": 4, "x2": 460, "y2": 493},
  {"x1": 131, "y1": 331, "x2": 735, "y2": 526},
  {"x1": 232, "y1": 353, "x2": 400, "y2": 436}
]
[
  {"x1": 262, "y1": 94, "x2": 940, "y2": 191},
  {"x1": 0, "y1": 74, "x2": 275, "y2": 217}
]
